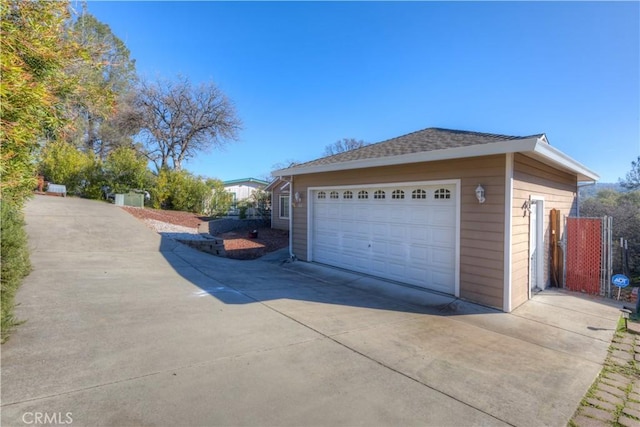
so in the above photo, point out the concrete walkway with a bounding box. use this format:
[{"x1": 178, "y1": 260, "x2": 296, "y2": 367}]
[
  {"x1": 0, "y1": 195, "x2": 624, "y2": 426},
  {"x1": 570, "y1": 323, "x2": 640, "y2": 426}
]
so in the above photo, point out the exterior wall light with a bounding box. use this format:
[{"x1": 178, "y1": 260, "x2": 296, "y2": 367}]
[
  {"x1": 475, "y1": 184, "x2": 486, "y2": 204},
  {"x1": 293, "y1": 191, "x2": 303, "y2": 207}
]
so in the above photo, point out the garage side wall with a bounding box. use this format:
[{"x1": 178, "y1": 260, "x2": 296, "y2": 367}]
[
  {"x1": 270, "y1": 185, "x2": 290, "y2": 231},
  {"x1": 291, "y1": 155, "x2": 507, "y2": 309},
  {"x1": 511, "y1": 154, "x2": 577, "y2": 309}
]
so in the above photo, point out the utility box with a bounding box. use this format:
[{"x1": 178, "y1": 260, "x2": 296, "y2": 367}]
[{"x1": 114, "y1": 193, "x2": 144, "y2": 208}]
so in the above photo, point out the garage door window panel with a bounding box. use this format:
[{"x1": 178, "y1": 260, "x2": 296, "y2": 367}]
[
  {"x1": 435, "y1": 188, "x2": 451, "y2": 199},
  {"x1": 392, "y1": 190, "x2": 405, "y2": 199},
  {"x1": 412, "y1": 189, "x2": 427, "y2": 199}
]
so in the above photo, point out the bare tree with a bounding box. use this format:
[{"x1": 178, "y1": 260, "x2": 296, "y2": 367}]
[
  {"x1": 323, "y1": 138, "x2": 368, "y2": 157},
  {"x1": 136, "y1": 75, "x2": 242, "y2": 171}
]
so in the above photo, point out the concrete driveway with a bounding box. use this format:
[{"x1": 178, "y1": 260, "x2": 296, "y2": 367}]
[{"x1": 1, "y1": 196, "x2": 621, "y2": 426}]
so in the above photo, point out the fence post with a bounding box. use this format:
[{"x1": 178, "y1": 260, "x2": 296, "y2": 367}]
[{"x1": 562, "y1": 215, "x2": 567, "y2": 289}]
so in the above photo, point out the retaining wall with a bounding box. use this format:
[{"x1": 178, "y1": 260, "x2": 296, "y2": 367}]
[{"x1": 206, "y1": 218, "x2": 269, "y2": 236}]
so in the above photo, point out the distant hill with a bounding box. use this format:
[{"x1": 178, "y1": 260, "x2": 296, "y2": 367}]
[{"x1": 579, "y1": 182, "x2": 626, "y2": 199}]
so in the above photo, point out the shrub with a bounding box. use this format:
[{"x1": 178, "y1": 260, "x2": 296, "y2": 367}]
[
  {"x1": 1, "y1": 202, "x2": 31, "y2": 343},
  {"x1": 39, "y1": 140, "x2": 94, "y2": 195},
  {"x1": 202, "y1": 178, "x2": 233, "y2": 218},
  {"x1": 103, "y1": 147, "x2": 151, "y2": 194},
  {"x1": 150, "y1": 169, "x2": 211, "y2": 213},
  {"x1": 237, "y1": 200, "x2": 250, "y2": 219}
]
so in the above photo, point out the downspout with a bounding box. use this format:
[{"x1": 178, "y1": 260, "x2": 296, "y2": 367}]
[{"x1": 288, "y1": 176, "x2": 295, "y2": 260}]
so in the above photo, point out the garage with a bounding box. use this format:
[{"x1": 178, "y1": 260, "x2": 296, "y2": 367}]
[{"x1": 309, "y1": 181, "x2": 459, "y2": 295}]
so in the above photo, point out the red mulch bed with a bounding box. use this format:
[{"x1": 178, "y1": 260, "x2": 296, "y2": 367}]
[
  {"x1": 121, "y1": 206, "x2": 206, "y2": 228},
  {"x1": 120, "y1": 206, "x2": 289, "y2": 259},
  {"x1": 218, "y1": 228, "x2": 289, "y2": 260}
]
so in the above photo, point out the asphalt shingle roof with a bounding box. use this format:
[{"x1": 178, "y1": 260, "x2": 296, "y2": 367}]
[{"x1": 292, "y1": 127, "x2": 544, "y2": 169}]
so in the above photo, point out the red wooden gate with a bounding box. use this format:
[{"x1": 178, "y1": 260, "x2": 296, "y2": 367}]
[{"x1": 565, "y1": 218, "x2": 602, "y2": 294}]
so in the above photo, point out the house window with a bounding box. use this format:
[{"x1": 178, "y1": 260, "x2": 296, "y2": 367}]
[
  {"x1": 374, "y1": 190, "x2": 385, "y2": 199},
  {"x1": 434, "y1": 188, "x2": 451, "y2": 199},
  {"x1": 391, "y1": 190, "x2": 405, "y2": 199},
  {"x1": 330, "y1": 191, "x2": 339, "y2": 199},
  {"x1": 358, "y1": 190, "x2": 369, "y2": 199},
  {"x1": 279, "y1": 195, "x2": 290, "y2": 219},
  {"x1": 343, "y1": 191, "x2": 353, "y2": 199},
  {"x1": 317, "y1": 191, "x2": 326, "y2": 199},
  {"x1": 412, "y1": 189, "x2": 427, "y2": 199}
]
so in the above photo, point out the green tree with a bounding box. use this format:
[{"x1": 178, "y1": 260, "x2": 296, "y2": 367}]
[
  {"x1": 581, "y1": 190, "x2": 640, "y2": 281},
  {"x1": 65, "y1": 10, "x2": 138, "y2": 157},
  {"x1": 0, "y1": 0, "x2": 77, "y2": 205},
  {"x1": 620, "y1": 156, "x2": 640, "y2": 191}
]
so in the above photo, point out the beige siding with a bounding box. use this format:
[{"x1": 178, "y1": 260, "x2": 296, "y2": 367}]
[
  {"x1": 270, "y1": 184, "x2": 290, "y2": 231},
  {"x1": 291, "y1": 155, "x2": 507, "y2": 309},
  {"x1": 511, "y1": 154, "x2": 577, "y2": 309}
]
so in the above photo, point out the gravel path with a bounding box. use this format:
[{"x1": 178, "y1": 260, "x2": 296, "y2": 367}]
[
  {"x1": 120, "y1": 206, "x2": 290, "y2": 259},
  {"x1": 141, "y1": 218, "x2": 210, "y2": 241}
]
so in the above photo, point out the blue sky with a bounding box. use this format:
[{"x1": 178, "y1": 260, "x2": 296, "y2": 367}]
[{"x1": 86, "y1": 1, "x2": 639, "y2": 183}]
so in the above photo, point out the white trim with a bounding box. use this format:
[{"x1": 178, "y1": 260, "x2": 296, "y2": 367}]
[
  {"x1": 307, "y1": 179, "x2": 460, "y2": 191},
  {"x1": 278, "y1": 195, "x2": 290, "y2": 219},
  {"x1": 288, "y1": 178, "x2": 294, "y2": 259},
  {"x1": 274, "y1": 139, "x2": 538, "y2": 176},
  {"x1": 528, "y1": 195, "x2": 545, "y2": 299},
  {"x1": 307, "y1": 179, "x2": 460, "y2": 297},
  {"x1": 531, "y1": 143, "x2": 599, "y2": 182},
  {"x1": 306, "y1": 187, "x2": 313, "y2": 261},
  {"x1": 273, "y1": 136, "x2": 599, "y2": 183},
  {"x1": 503, "y1": 153, "x2": 514, "y2": 313},
  {"x1": 454, "y1": 180, "x2": 461, "y2": 298}
]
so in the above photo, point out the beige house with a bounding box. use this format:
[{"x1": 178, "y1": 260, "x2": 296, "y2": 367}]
[
  {"x1": 272, "y1": 127, "x2": 598, "y2": 312},
  {"x1": 265, "y1": 177, "x2": 290, "y2": 231}
]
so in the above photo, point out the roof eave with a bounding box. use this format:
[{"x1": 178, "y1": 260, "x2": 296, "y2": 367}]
[
  {"x1": 530, "y1": 142, "x2": 599, "y2": 183},
  {"x1": 224, "y1": 178, "x2": 270, "y2": 186},
  {"x1": 272, "y1": 136, "x2": 599, "y2": 183},
  {"x1": 272, "y1": 137, "x2": 540, "y2": 176}
]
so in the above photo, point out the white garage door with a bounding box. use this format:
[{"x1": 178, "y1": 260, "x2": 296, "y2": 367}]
[{"x1": 311, "y1": 182, "x2": 458, "y2": 295}]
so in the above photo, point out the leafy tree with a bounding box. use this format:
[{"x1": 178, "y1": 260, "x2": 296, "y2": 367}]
[
  {"x1": 0, "y1": 0, "x2": 77, "y2": 205},
  {"x1": 136, "y1": 75, "x2": 242, "y2": 172},
  {"x1": 581, "y1": 190, "x2": 640, "y2": 281},
  {"x1": 620, "y1": 156, "x2": 640, "y2": 191},
  {"x1": 322, "y1": 138, "x2": 368, "y2": 157},
  {"x1": 64, "y1": 11, "x2": 137, "y2": 157}
]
